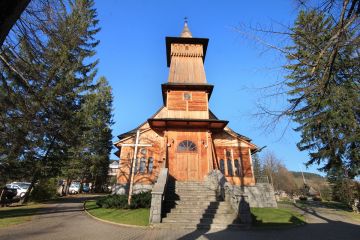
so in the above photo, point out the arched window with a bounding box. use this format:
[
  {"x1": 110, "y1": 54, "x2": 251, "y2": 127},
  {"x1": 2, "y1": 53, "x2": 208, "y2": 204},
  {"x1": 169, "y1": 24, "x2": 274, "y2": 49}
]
[
  {"x1": 234, "y1": 159, "x2": 241, "y2": 176},
  {"x1": 219, "y1": 159, "x2": 225, "y2": 174},
  {"x1": 148, "y1": 157, "x2": 154, "y2": 173},
  {"x1": 139, "y1": 157, "x2": 146, "y2": 173},
  {"x1": 177, "y1": 140, "x2": 197, "y2": 152},
  {"x1": 227, "y1": 159, "x2": 233, "y2": 176},
  {"x1": 226, "y1": 150, "x2": 231, "y2": 158}
]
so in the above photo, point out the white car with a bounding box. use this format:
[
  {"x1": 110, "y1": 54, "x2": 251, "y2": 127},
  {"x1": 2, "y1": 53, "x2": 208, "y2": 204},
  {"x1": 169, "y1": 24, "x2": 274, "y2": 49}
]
[
  {"x1": 69, "y1": 182, "x2": 81, "y2": 194},
  {"x1": 6, "y1": 182, "x2": 31, "y2": 198}
]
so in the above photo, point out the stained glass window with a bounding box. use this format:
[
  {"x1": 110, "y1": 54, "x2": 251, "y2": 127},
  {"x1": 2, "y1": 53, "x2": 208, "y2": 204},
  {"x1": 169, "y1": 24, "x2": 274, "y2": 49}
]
[
  {"x1": 177, "y1": 140, "x2": 197, "y2": 152},
  {"x1": 148, "y1": 157, "x2": 154, "y2": 173},
  {"x1": 227, "y1": 159, "x2": 233, "y2": 176},
  {"x1": 140, "y1": 148, "x2": 147, "y2": 155},
  {"x1": 219, "y1": 159, "x2": 225, "y2": 174},
  {"x1": 140, "y1": 157, "x2": 146, "y2": 173},
  {"x1": 234, "y1": 159, "x2": 241, "y2": 176}
]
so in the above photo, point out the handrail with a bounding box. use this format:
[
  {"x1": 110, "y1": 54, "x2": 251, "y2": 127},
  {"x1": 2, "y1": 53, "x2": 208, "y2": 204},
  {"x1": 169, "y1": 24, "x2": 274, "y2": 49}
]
[
  {"x1": 149, "y1": 168, "x2": 168, "y2": 224},
  {"x1": 206, "y1": 170, "x2": 252, "y2": 224}
]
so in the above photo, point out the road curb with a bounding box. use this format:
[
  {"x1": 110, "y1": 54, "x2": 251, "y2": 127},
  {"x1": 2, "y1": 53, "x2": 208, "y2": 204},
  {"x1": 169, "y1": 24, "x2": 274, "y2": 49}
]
[{"x1": 83, "y1": 200, "x2": 150, "y2": 229}]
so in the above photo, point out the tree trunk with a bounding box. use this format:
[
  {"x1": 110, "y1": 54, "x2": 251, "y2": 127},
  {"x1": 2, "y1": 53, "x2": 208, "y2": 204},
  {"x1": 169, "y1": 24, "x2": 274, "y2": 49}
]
[{"x1": 21, "y1": 173, "x2": 38, "y2": 204}]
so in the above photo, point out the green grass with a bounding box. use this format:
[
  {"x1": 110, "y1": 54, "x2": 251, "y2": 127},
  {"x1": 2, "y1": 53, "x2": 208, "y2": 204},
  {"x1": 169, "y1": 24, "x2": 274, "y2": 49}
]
[
  {"x1": 85, "y1": 200, "x2": 150, "y2": 226},
  {"x1": 0, "y1": 203, "x2": 44, "y2": 228},
  {"x1": 251, "y1": 207, "x2": 306, "y2": 228}
]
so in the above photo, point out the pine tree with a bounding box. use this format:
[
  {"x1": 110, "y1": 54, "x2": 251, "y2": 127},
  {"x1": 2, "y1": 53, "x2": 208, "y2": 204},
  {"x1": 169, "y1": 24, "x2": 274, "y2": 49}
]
[
  {"x1": 66, "y1": 77, "x2": 113, "y2": 192},
  {"x1": 285, "y1": 10, "x2": 360, "y2": 178},
  {"x1": 252, "y1": 153, "x2": 262, "y2": 180},
  {"x1": 0, "y1": 0, "x2": 100, "y2": 200}
]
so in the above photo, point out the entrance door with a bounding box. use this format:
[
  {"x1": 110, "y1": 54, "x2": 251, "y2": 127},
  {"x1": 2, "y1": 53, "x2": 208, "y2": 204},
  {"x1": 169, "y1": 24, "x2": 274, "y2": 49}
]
[{"x1": 174, "y1": 140, "x2": 199, "y2": 181}]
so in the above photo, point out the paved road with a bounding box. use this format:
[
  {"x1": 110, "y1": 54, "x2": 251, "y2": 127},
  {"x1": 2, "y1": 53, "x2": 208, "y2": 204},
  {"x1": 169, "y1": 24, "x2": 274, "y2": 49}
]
[{"x1": 0, "y1": 196, "x2": 359, "y2": 240}]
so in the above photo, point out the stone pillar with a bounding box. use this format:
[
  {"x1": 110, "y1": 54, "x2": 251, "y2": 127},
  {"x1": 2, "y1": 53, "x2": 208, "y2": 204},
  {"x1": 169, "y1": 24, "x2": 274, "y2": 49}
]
[{"x1": 149, "y1": 193, "x2": 163, "y2": 223}]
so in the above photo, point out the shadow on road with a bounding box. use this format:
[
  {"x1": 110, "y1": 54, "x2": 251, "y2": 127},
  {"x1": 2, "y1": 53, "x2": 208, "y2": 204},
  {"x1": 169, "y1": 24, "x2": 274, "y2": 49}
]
[
  {"x1": 0, "y1": 195, "x2": 104, "y2": 220},
  {"x1": 176, "y1": 204, "x2": 360, "y2": 240}
]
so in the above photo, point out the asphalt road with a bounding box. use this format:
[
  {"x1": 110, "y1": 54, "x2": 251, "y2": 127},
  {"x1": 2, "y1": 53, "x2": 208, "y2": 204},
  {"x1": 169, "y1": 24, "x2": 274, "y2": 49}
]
[{"x1": 0, "y1": 195, "x2": 359, "y2": 240}]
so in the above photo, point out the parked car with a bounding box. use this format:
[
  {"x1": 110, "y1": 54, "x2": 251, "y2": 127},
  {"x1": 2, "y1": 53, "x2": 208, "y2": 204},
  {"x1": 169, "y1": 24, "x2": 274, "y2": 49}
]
[
  {"x1": 82, "y1": 184, "x2": 90, "y2": 193},
  {"x1": 69, "y1": 182, "x2": 81, "y2": 194},
  {"x1": 6, "y1": 182, "x2": 31, "y2": 198},
  {"x1": 0, "y1": 186, "x2": 18, "y2": 206}
]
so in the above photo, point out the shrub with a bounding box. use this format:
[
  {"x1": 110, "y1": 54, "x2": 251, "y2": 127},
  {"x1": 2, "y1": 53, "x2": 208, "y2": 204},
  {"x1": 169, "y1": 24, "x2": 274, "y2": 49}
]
[
  {"x1": 96, "y1": 194, "x2": 128, "y2": 209},
  {"x1": 96, "y1": 191, "x2": 152, "y2": 209},
  {"x1": 30, "y1": 178, "x2": 58, "y2": 202},
  {"x1": 299, "y1": 196, "x2": 307, "y2": 201},
  {"x1": 312, "y1": 196, "x2": 322, "y2": 201},
  {"x1": 130, "y1": 191, "x2": 151, "y2": 209}
]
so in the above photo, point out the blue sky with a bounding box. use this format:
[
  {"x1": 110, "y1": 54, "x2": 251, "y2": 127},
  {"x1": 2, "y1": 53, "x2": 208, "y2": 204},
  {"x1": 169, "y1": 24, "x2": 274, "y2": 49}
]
[{"x1": 94, "y1": 0, "x2": 323, "y2": 175}]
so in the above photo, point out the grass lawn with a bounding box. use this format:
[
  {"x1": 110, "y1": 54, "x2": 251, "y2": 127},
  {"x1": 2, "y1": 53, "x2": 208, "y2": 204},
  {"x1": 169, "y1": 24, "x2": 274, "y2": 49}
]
[
  {"x1": 251, "y1": 207, "x2": 306, "y2": 228},
  {"x1": 0, "y1": 203, "x2": 44, "y2": 228},
  {"x1": 85, "y1": 200, "x2": 150, "y2": 226}
]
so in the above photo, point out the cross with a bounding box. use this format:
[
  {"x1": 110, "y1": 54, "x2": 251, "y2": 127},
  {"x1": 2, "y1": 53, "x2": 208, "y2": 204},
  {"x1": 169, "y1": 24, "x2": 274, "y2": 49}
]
[{"x1": 120, "y1": 130, "x2": 152, "y2": 204}]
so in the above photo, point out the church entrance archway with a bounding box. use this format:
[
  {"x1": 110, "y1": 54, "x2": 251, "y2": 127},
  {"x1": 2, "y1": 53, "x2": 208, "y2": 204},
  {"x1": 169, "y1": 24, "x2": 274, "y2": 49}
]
[{"x1": 167, "y1": 130, "x2": 209, "y2": 182}]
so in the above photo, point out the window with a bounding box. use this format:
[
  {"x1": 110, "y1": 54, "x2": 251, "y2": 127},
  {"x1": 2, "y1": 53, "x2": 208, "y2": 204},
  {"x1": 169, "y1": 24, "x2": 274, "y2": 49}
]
[
  {"x1": 140, "y1": 148, "x2": 147, "y2": 155},
  {"x1": 219, "y1": 159, "x2": 225, "y2": 174},
  {"x1": 226, "y1": 150, "x2": 231, "y2": 158},
  {"x1": 139, "y1": 157, "x2": 146, "y2": 173},
  {"x1": 227, "y1": 159, "x2": 233, "y2": 176},
  {"x1": 134, "y1": 158, "x2": 138, "y2": 173},
  {"x1": 234, "y1": 159, "x2": 241, "y2": 176},
  {"x1": 148, "y1": 157, "x2": 154, "y2": 173},
  {"x1": 177, "y1": 140, "x2": 197, "y2": 152},
  {"x1": 184, "y1": 92, "x2": 191, "y2": 100}
]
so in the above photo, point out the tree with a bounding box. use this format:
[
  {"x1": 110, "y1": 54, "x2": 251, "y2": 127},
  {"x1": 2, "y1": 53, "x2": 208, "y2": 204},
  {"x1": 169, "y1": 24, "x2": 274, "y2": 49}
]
[
  {"x1": 0, "y1": 0, "x2": 100, "y2": 201},
  {"x1": 285, "y1": 9, "x2": 360, "y2": 177},
  {"x1": 236, "y1": 0, "x2": 360, "y2": 178},
  {"x1": 0, "y1": 0, "x2": 30, "y2": 47},
  {"x1": 252, "y1": 153, "x2": 262, "y2": 180},
  {"x1": 262, "y1": 151, "x2": 297, "y2": 194},
  {"x1": 64, "y1": 77, "x2": 113, "y2": 192},
  {"x1": 327, "y1": 167, "x2": 360, "y2": 206}
]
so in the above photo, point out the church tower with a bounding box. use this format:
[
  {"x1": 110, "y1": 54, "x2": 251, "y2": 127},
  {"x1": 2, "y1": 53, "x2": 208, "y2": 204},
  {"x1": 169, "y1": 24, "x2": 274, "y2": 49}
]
[{"x1": 114, "y1": 21, "x2": 257, "y2": 194}]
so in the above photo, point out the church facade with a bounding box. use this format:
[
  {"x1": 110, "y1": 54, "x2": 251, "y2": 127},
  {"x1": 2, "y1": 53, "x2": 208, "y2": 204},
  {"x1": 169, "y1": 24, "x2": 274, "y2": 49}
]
[{"x1": 114, "y1": 22, "x2": 258, "y2": 194}]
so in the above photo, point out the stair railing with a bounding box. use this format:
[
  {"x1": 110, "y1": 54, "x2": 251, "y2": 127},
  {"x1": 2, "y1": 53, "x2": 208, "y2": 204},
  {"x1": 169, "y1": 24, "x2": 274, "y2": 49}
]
[
  {"x1": 149, "y1": 168, "x2": 168, "y2": 224},
  {"x1": 206, "y1": 170, "x2": 252, "y2": 224}
]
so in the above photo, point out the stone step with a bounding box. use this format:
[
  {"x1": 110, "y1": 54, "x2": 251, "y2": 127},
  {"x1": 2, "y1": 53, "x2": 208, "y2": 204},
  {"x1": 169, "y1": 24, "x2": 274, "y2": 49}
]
[
  {"x1": 162, "y1": 217, "x2": 237, "y2": 225},
  {"x1": 168, "y1": 208, "x2": 234, "y2": 214},
  {"x1": 164, "y1": 200, "x2": 229, "y2": 206},
  {"x1": 165, "y1": 196, "x2": 218, "y2": 201},
  {"x1": 167, "y1": 187, "x2": 213, "y2": 192},
  {"x1": 164, "y1": 212, "x2": 236, "y2": 219},
  {"x1": 167, "y1": 188, "x2": 215, "y2": 193},
  {"x1": 164, "y1": 206, "x2": 232, "y2": 213},
  {"x1": 154, "y1": 222, "x2": 248, "y2": 230}
]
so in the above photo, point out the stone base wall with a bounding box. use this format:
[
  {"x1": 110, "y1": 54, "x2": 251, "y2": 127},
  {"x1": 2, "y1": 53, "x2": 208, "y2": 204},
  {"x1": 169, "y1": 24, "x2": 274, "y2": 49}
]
[
  {"x1": 112, "y1": 184, "x2": 153, "y2": 195},
  {"x1": 243, "y1": 183, "x2": 277, "y2": 208}
]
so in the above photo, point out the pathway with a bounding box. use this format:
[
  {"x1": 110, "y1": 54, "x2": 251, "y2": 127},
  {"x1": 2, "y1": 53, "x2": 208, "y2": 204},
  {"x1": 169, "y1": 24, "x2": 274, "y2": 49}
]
[{"x1": 0, "y1": 196, "x2": 359, "y2": 240}]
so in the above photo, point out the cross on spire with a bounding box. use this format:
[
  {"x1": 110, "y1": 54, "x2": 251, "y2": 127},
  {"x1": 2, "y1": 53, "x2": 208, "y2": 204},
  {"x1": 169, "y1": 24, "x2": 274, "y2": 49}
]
[{"x1": 180, "y1": 17, "x2": 192, "y2": 38}]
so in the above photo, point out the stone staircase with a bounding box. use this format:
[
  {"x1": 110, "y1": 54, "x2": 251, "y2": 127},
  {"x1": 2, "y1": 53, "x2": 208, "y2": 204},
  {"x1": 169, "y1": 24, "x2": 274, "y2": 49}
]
[{"x1": 161, "y1": 181, "x2": 243, "y2": 229}]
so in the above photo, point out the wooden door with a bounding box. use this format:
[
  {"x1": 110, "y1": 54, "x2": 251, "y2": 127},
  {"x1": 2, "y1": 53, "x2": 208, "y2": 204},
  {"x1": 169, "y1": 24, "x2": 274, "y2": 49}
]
[
  {"x1": 173, "y1": 131, "x2": 200, "y2": 181},
  {"x1": 175, "y1": 152, "x2": 199, "y2": 181}
]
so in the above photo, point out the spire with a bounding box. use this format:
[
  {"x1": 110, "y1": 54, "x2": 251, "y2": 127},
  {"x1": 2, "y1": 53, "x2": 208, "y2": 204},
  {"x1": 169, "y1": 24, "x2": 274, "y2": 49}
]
[{"x1": 180, "y1": 17, "x2": 192, "y2": 38}]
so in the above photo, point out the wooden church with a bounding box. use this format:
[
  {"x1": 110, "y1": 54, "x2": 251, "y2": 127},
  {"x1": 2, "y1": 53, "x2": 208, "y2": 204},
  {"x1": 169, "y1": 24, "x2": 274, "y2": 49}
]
[{"x1": 114, "y1": 21, "x2": 258, "y2": 195}]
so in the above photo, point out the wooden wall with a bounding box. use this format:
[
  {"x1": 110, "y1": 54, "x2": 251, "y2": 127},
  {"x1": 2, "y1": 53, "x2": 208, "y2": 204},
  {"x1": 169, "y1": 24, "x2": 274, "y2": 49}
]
[
  {"x1": 168, "y1": 43, "x2": 206, "y2": 84},
  {"x1": 167, "y1": 90, "x2": 209, "y2": 119},
  {"x1": 213, "y1": 131, "x2": 255, "y2": 186},
  {"x1": 117, "y1": 129, "x2": 165, "y2": 186}
]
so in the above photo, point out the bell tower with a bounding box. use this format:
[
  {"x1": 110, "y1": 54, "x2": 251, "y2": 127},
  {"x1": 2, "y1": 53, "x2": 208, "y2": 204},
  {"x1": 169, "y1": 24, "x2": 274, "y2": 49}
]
[
  {"x1": 148, "y1": 20, "x2": 228, "y2": 181},
  {"x1": 160, "y1": 20, "x2": 214, "y2": 120}
]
